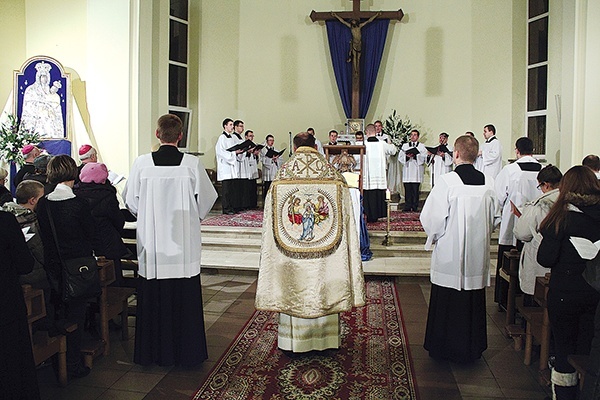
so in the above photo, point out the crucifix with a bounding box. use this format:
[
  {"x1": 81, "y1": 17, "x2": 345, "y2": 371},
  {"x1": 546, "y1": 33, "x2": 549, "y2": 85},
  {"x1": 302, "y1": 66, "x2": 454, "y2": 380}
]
[{"x1": 310, "y1": 0, "x2": 403, "y2": 118}]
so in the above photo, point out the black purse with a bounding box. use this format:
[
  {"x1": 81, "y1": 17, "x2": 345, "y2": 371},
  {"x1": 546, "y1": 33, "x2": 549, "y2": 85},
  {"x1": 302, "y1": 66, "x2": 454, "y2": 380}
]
[{"x1": 46, "y1": 203, "x2": 101, "y2": 302}]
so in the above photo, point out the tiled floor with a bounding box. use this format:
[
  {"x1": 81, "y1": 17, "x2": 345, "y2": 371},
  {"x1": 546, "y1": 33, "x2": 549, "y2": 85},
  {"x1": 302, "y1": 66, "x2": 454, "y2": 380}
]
[{"x1": 36, "y1": 272, "x2": 552, "y2": 399}]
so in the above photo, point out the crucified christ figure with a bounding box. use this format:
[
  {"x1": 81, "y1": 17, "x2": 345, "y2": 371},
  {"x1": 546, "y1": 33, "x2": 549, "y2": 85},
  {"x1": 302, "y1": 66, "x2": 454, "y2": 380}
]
[{"x1": 331, "y1": 11, "x2": 381, "y2": 77}]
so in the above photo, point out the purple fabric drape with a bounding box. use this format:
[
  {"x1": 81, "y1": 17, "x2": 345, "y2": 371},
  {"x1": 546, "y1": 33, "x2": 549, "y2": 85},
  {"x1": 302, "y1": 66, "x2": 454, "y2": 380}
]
[
  {"x1": 326, "y1": 20, "x2": 352, "y2": 118},
  {"x1": 360, "y1": 19, "x2": 389, "y2": 118},
  {"x1": 326, "y1": 19, "x2": 390, "y2": 118}
]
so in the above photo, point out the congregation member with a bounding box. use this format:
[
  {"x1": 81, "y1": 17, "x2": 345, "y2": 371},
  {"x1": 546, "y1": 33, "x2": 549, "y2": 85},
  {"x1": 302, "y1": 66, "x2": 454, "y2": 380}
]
[
  {"x1": 124, "y1": 114, "x2": 217, "y2": 367},
  {"x1": 14, "y1": 144, "x2": 41, "y2": 186},
  {"x1": 215, "y1": 118, "x2": 242, "y2": 214},
  {"x1": 363, "y1": 123, "x2": 397, "y2": 222},
  {"x1": 327, "y1": 129, "x2": 338, "y2": 145},
  {"x1": 24, "y1": 154, "x2": 53, "y2": 194},
  {"x1": 37, "y1": 155, "x2": 96, "y2": 379},
  {"x1": 582, "y1": 154, "x2": 600, "y2": 179},
  {"x1": 479, "y1": 124, "x2": 503, "y2": 179},
  {"x1": 255, "y1": 132, "x2": 365, "y2": 352},
  {"x1": 242, "y1": 130, "x2": 260, "y2": 209},
  {"x1": 513, "y1": 165, "x2": 561, "y2": 302},
  {"x1": 75, "y1": 144, "x2": 98, "y2": 185},
  {"x1": 420, "y1": 134, "x2": 500, "y2": 363},
  {"x1": 0, "y1": 210, "x2": 39, "y2": 399},
  {"x1": 2, "y1": 180, "x2": 48, "y2": 295},
  {"x1": 493, "y1": 137, "x2": 541, "y2": 307},
  {"x1": 260, "y1": 134, "x2": 282, "y2": 200},
  {"x1": 427, "y1": 132, "x2": 453, "y2": 187},
  {"x1": 374, "y1": 120, "x2": 390, "y2": 142},
  {"x1": 0, "y1": 168, "x2": 13, "y2": 206},
  {"x1": 399, "y1": 129, "x2": 427, "y2": 212},
  {"x1": 74, "y1": 162, "x2": 128, "y2": 286},
  {"x1": 307, "y1": 127, "x2": 325, "y2": 155},
  {"x1": 537, "y1": 166, "x2": 600, "y2": 399}
]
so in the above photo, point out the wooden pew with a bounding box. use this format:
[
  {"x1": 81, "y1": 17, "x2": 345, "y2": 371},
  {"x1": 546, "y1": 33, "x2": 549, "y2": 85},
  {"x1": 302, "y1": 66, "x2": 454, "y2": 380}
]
[
  {"x1": 22, "y1": 284, "x2": 75, "y2": 387},
  {"x1": 534, "y1": 273, "x2": 552, "y2": 386}
]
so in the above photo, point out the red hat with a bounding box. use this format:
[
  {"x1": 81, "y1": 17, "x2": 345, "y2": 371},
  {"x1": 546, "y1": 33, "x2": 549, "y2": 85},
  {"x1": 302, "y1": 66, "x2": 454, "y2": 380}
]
[
  {"x1": 22, "y1": 144, "x2": 35, "y2": 155},
  {"x1": 78, "y1": 144, "x2": 95, "y2": 160},
  {"x1": 80, "y1": 162, "x2": 108, "y2": 184}
]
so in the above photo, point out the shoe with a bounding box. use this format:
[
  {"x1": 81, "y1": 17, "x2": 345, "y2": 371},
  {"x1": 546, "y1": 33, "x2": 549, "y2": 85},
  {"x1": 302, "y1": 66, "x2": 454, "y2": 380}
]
[{"x1": 68, "y1": 362, "x2": 90, "y2": 379}]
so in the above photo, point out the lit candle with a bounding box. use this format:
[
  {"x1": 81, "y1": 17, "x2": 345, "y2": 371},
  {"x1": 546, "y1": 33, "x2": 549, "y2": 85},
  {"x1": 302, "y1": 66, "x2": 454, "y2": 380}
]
[{"x1": 386, "y1": 189, "x2": 391, "y2": 200}]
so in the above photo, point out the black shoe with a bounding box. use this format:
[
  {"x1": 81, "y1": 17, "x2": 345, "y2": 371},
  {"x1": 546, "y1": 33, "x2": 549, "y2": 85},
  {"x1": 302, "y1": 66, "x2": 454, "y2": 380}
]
[{"x1": 68, "y1": 362, "x2": 90, "y2": 379}]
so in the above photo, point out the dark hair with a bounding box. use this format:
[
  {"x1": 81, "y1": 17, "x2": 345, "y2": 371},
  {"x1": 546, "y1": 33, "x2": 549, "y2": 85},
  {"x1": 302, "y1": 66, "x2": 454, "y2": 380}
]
[
  {"x1": 465, "y1": 131, "x2": 475, "y2": 137},
  {"x1": 484, "y1": 124, "x2": 496, "y2": 135},
  {"x1": 15, "y1": 180, "x2": 44, "y2": 204},
  {"x1": 47, "y1": 155, "x2": 78, "y2": 184},
  {"x1": 329, "y1": 130, "x2": 338, "y2": 135},
  {"x1": 540, "y1": 166, "x2": 600, "y2": 234},
  {"x1": 374, "y1": 120, "x2": 383, "y2": 125},
  {"x1": 234, "y1": 120, "x2": 244, "y2": 127},
  {"x1": 293, "y1": 132, "x2": 316, "y2": 149},
  {"x1": 265, "y1": 134, "x2": 274, "y2": 141},
  {"x1": 410, "y1": 129, "x2": 420, "y2": 137},
  {"x1": 439, "y1": 132, "x2": 449, "y2": 138},
  {"x1": 537, "y1": 165, "x2": 562, "y2": 188},
  {"x1": 582, "y1": 155, "x2": 600, "y2": 171},
  {"x1": 245, "y1": 130, "x2": 254, "y2": 138},
  {"x1": 156, "y1": 114, "x2": 182, "y2": 143},
  {"x1": 222, "y1": 118, "x2": 233, "y2": 128},
  {"x1": 515, "y1": 137, "x2": 534, "y2": 155}
]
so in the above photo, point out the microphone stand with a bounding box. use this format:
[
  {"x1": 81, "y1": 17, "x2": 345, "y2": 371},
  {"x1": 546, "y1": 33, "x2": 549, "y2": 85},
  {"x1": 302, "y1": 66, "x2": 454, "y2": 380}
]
[{"x1": 288, "y1": 132, "x2": 293, "y2": 157}]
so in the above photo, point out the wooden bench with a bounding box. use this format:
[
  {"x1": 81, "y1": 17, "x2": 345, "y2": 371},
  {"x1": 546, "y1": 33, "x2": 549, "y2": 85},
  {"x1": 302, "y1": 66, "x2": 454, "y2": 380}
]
[
  {"x1": 22, "y1": 284, "x2": 75, "y2": 387},
  {"x1": 500, "y1": 249, "x2": 521, "y2": 331},
  {"x1": 534, "y1": 274, "x2": 552, "y2": 386}
]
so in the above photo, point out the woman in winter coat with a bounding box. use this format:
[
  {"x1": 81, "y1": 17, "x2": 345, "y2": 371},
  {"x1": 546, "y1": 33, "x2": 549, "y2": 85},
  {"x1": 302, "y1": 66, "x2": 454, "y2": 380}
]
[
  {"x1": 37, "y1": 155, "x2": 95, "y2": 380},
  {"x1": 74, "y1": 162, "x2": 127, "y2": 285},
  {"x1": 538, "y1": 166, "x2": 600, "y2": 400},
  {"x1": 513, "y1": 165, "x2": 562, "y2": 301}
]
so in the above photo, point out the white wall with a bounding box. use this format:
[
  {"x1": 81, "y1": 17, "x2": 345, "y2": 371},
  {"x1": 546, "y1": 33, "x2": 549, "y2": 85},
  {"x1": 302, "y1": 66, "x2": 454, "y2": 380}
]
[{"x1": 197, "y1": 0, "x2": 519, "y2": 169}]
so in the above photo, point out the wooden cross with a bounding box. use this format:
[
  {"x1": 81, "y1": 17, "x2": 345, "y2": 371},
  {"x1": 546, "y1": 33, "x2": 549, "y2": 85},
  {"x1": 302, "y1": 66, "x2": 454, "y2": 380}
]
[{"x1": 310, "y1": 0, "x2": 403, "y2": 118}]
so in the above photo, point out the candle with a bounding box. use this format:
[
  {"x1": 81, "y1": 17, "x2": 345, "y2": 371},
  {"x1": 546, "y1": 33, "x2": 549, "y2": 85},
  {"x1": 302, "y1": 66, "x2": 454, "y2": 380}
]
[{"x1": 386, "y1": 189, "x2": 391, "y2": 200}]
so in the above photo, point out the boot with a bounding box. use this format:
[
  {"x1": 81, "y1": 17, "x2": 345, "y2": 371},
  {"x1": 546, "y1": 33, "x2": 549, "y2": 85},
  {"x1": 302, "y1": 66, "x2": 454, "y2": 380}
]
[{"x1": 551, "y1": 369, "x2": 578, "y2": 400}]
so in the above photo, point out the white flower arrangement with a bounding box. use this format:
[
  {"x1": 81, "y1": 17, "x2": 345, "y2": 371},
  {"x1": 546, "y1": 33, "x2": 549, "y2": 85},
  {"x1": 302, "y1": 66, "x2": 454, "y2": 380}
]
[
  {"x1": 0, "y1": 114, "x2": 41, "y2": 165},
  {"x1": 382, "y1": 109, "x2": 418, "y2": 152}
]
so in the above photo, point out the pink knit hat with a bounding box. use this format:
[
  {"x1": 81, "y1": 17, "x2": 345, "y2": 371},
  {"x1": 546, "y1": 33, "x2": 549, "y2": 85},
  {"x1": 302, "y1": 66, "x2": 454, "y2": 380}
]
[
  {"x1": 78, "y1": 144, "x2": 95, "y2": 160},
  {"x1": 80, "y1": 162, "x2": 108, "y2": 184},
  {"x1": 22, "y1": 144, "x2": 35, "y2": 155}
]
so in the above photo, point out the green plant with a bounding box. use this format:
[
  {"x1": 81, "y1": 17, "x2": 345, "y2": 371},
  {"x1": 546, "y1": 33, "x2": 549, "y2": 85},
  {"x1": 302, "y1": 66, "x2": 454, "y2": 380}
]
[
  {"x1": 382, "y1": 110, "x2": 418, "y2": 151},
  {"x1": 0, "y1": 114, "x2": 41, "y2": 165}
]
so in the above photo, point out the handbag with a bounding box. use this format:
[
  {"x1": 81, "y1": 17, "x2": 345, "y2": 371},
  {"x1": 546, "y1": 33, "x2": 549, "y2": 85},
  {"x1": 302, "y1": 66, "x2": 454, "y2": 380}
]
[{"x1": 46, "y1": 203, "x2": 101, "y2": 302}]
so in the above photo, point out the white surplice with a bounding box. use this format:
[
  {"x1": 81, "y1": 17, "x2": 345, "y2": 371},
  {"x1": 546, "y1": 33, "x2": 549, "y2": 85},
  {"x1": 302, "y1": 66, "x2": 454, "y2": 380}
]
[
  {"x1": 481, "y1": 136, "x2": 503, "y2": 179},
  {"x1": 429, "y1": 145, "x2": 453, "y2": 186},
  {"x1": 420, "y1": 171, "x2": 500, "y2": 290},
  {"x1": 363, "y1": 139, "x2": 397, "y2": 190},
  {"x1": 399, "y1": 142, "x2": 427, "y2": 183},
  {"x1": 494, "y1": 156, "x2": 542, "y2": 246},
  {"x1": 123, "y1": 153, "x2": 217, "y2": 279},
  {"x1": 215, "y1": 132, "x2": 238, "y2": 181}
]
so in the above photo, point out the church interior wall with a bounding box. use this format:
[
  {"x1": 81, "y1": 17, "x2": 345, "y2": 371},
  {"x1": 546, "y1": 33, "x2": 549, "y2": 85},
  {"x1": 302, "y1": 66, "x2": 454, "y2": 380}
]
[
  {"x1": 1, "y1": 0, "x2": 597, "y2": 177},
  {"x1": 197, "y1": 0, "x2": 522, "y2": 171}
]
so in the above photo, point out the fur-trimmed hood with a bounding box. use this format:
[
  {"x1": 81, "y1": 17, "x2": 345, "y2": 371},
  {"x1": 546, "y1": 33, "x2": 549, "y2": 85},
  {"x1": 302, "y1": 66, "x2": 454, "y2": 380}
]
[{"x1": 566, "y1": 192, "x2": 600, "y2": 222}]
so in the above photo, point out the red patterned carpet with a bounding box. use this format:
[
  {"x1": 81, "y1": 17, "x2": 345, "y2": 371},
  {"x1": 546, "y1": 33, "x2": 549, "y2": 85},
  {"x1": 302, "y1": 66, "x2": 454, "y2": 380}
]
[
  {"x1": 193, "y1": 277, "x2": 419, "y2": 399},
  {"x1": 202, "y1": 210, "x2": 423, "y2": 232}
]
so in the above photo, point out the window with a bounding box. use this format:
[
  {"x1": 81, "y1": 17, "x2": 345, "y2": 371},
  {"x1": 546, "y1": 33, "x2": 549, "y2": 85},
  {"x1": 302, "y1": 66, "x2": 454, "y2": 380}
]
[
  {"x1": 526, "y1": 0, "x2": 549, "y2": 155},
  {"x1": 169, "y1": 0, "x2": 190, "y2": 149}
]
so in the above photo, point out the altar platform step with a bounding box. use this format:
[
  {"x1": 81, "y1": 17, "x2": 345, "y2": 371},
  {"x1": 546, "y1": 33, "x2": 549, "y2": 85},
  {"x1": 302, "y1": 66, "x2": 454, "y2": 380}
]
[{"x1": 200, "y1": 225, "x2": 499, "y2": 276}]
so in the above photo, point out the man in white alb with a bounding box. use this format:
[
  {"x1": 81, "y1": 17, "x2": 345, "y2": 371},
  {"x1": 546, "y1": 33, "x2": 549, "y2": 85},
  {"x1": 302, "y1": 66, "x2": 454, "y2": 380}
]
[
  {"x1": 399, "y1": 129, "x2": 427, "y2": 212},
  {"x1": 479, "y1": 124, "x2": 503, "y2": 179},
  {"x1": 124, "y1": 114, "x2": 217, "y2": 367}
]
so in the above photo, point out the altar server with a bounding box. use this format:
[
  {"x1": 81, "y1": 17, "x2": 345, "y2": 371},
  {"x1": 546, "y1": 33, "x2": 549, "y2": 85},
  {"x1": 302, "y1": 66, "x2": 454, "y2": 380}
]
[
  {"x1": 260, "y1": 134, "x2": 282, "y2": 200},
  {"x1": 363, "y1": 123, "x2": 397, "y2": 222},
  {"x1": 420, "y1": 134, "x2": 500, "y2": 363},
  {"x1": 493, "y1": 137, "x2": 541, "y2": 306},
  {"x1": 480, "y1": 124, "x2": 503, "y2": 179},
  {"x1": 399, "y1": 129, "x2": 427, "y2": 211},
  {"x1": 427, "y1": 132, "x2": 453, "y2": 187},
  {"x1": 124, "y1": 114, "x2": 217, "y2": 367},
  {"x1": 215, "y1": 118, "x2": 242, "y2": 214},
  {"x1": 256, "y1": 132, "x2": 365, "y2": 353}
]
